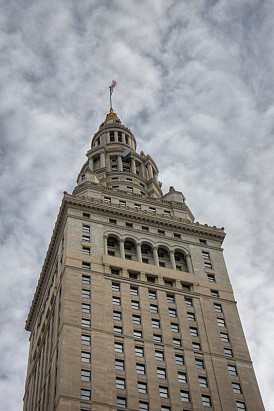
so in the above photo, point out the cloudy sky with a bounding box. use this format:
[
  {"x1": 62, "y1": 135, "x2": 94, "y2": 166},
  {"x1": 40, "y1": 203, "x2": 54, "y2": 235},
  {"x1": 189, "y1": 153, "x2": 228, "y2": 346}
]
[{"x1": 1, "y1": 0, "x2": 274, "y2": 409}]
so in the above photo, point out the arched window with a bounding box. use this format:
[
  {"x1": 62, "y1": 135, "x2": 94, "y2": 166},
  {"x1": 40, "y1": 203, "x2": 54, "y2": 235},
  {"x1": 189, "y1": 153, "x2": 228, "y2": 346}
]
[
  {"x1": 158, "y1": 247, "x2": 171, "y2": 268},
  {"x1": 107, "y1": 236, "x2": 120, "y2": 257},
  {"x1": 124, "y1": 240, "x2": 137, "y2": 261},
  {"x1": 141, "y1": 243, "x2": 154, "y2": 264},
  {"x1": 174, "y1": 251, "x2": 188, "y2": 272}
]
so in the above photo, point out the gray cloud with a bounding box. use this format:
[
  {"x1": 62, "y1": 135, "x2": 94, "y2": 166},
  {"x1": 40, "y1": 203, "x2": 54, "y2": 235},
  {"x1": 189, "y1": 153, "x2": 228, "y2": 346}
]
[{"x1": 1, "y1": 0, "x2": 273, "y2": 409}]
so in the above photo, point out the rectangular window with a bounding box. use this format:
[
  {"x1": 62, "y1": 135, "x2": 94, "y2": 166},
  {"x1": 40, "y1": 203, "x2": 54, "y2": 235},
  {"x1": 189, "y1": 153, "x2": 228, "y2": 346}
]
[
  {"x1": 112, "y1": 282, "x2": 120, "y2": 292},
  {"x1": 113, "y1": 296, "x2": 121, "y2": 305},
  {"x1": 139, "y1": 402, "x2": 149, "y2": 411},
  {"x1": 82, "y1": 246, "x2": 91, "y2": 255},
  {"x1": 119, "y1": 200, "x2": 126, "y2": 207},
  {"x1": 115, "y1": 359, "x2": 124, "y2": 370},
  {"x1": 167, "y1": 294, "x2": 175, "y2": 304},
  {"x1": 134, "y1": 330, "x2": 142, "y2": 339},
  {"x1": 224, "y1": 348, "x2": 233, "y2": 357},
  {"x1": 81, "y1": 389, "x2": 91, "y2": 401},
  {"x1": 214, "y1": 303, "x2": 222, "y2": 312},
  {"x1": 81, "y1": 369, "x2": 91, "y2": 381},
  {"x1": 111, "y1": 267, "x2": 120, "y2": 275},
  {"x1": 147, "y1": 275, "x2": 156, "y2": 283},
  {"x1": 82, "y1": 303, "x2": 90, "y2": 313},
  {"x1": 175, "y1": 354, "x2": 184, "y2": 366},
  {"x1": 117, "y1": 397, "x2": 126, "y2": 408},
  {"x1": 228, "y1": 364, "x2": 237, "y2": 376},
  {"x1": 142, "y1": 226, "x2": 149, "y2": 231},
  {"x1": 81, "y1": 335, "x2": 91, "y2": 345},
  {"x1": 127, "y1": 186, "x2": 133, "y2": 192},
  {"x1": 207, "y1": 274, "x2": 215, "y2": 282},
  {"x1": 129, "y1": 271, "x2": 139, "y2": 279},
  {"x1": 109, "y1": 218, "x2": 117, "y2": 225},
  {"x1": 135, "y1": 346, "x2": 144, "y2": 357},
  {"x1": 220, "y1": 332, "x2": 229, "y2": 342},
  {"x1": 126, "y1": 222, "x2": 133, "y2": 228},
  {"x1": 152, "y1": 319, "x2": 160, "y2": 328},
  {"x1": 133, "y1": 315, "x2": 141, "y2": 324},
  {"x1": 155, "y1": 350, "x2": 164, "y2": 361},
  {"x1": 173, "y1": 338, "x2": 181, "y2": 347},
  {"x1": 136, "y1": 364, "x2": 145, "y2": 375},
  {"x1": 81, "y1": 318, "x2": 91, "y2": 328},
  {"x1": 192, "y1": 342, "x2": 201, "y2": 351},
  {"x1": 82, "y1": 235, "x2": 90, "y2": 242},
  {"x1": 178, "y1": 372, "x2": 187, "y2": 384},
  {"x1": 130, "y1": 286, "x2": 138, "y2": 295},
  {"x1": 164, "y1": 279, "x2": 175, "y2": 287},
  {"x1": 187, "y1": 312, "x2": 195, "y2": 321},
  {"x1": 185, "y1": 297, "x2": 193, "y2": 307},
  {"x1": 83, "y1": 212, "x2": 90, "y2": 218},
  {"x1": 138, "y1": 382, "x2": 147, "y2": 394},
  {"x1": 114, "y1": 326, "x2": 123, "y2": 334},
  {"x1": 202, "y1": 251, "x2": 210, "y2": 259},
  {"x1": 195, "y1": 358, "x2": 204, "y2": 369},
  {"x1": 82, "y1": 275, "x2": 90, "y2": 285},
  {"x1": 190, "y1": 327, "x2": 198, "y2": 336},
  {"x1": 236, "y1": 402, "x2": 246, "y2": 411},
  {"x1": 199, "y1": 238, "x2": 207, "y2": 244},
  {"x1": 82, "y1": 289, "x2": 90, "y2": 298},
  {"x1": 82, "y1": 225, "x2": 90, "y2": 233},
  {"x1": 113, "y1": 311, "x2": 122, "y2": 321},
  {"x1": 198, "y1": 376, "x2": 208, "y2": 388},
  {"x1": 157, "y1": 367, "x2": 166, "y2": 378},
  {"x1": 232, "y1": 382, "x2": 242, "y2": 394},
  {"x1": 149, "y1": 207, "x2": 156, "y2": 213},
  {"x1": 150, "y1": 304, "x2": 158, "y2": 313},
  {"x1": 180, "y1": 391, "x2": 190, "y2": 402},
  {"x1": 202, "y1": 395, "x2": 212, "y2": 407},
  {"x1": 168, "y1": 308, "x2": 177, "y2": 318},
  {"x1": 82, "y1": 262, "x2": 91, "y2": 270},
  {"x1": 81, "y1": 351, "x2": 91, "y2": 363},
  {"x1": 104, "y1": 197, "x2": 111, "y2": 203},
  {"x1": 164, "y1": 210, "x2": 171, "y2": 217},
  {"x1": 171, "y1": 323, "x2": 179, "y2": 332},
  {"x1": 204, "y1": 261, "x2": 213, "y2": 269},
  {"x1": 131, "y1": 300, "x2": 140, "y2": 309},
  {"x1": 153, "y1": 334, "x2": 162, "y2": 343},
  {"x1": 114, "y1": 342, "x2": 123, "y2": 353},
  {"x1": 161, "y1": 407, "x2": 170, "y2": 411},
  {"x1": 211, "y1": 289, "x2": 219, "y2": 298},
  {"x1": 116, "y1": 377, "x2": 126, "y2": 389},
  {"x1": 158, "y1": 229, "x2": 165, "y2": 235},
  {"x1": 159, "y1": 386, "x2": 168, "y2": 398},
  {"x1": 134, "y1": 203, "x2": 141, "y2": 210},
  {"x1": 217, "y1": 317, "x2": 225, "y2": 327},
  {"x1": 174, "y1": 233, "x2": 181, "y2": 238},
  {"x1": 148, "y1": 290, "x2": 156, "y2": 299}
]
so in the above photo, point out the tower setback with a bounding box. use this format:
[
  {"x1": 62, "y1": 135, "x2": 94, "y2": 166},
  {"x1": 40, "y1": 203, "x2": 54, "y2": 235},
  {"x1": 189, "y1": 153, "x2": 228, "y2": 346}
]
[{"x1": 23, "y1": 108, "x2": 264, "y2": 411}]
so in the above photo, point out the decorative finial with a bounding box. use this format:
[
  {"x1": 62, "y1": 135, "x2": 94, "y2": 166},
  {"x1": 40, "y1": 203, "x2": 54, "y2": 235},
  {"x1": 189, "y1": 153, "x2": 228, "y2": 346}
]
[{"x1": 109, "y1": 80, "x2": 117, "y2": 109}]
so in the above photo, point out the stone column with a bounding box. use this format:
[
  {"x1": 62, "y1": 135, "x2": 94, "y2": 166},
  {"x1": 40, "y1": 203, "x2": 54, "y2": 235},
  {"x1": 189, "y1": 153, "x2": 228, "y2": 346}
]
[
  {"x1": 153, "y1": 247, "x2": 159, "y2": 266},
  {"x1": 106, "y1": 131, "x2": 110, "y2": 143},
  {"x1": 122, "y1": 132, "x2": 126, "y2": 144},
  {"x1": 186, "y1": 255, "x2": 193, "y2": 273},
  {"x1": 119, "y1": 239, "x2": 125, "y2": 259},
  {"x1": 106, "y1": 155, "x2": 111, "y2": 172},
  {"x1": 147, "y1": 163, "x2": 153, "y2": 179},
  {"x1": 137, "y1": 243, "x2": 142, "y2": 263},
  {"x1": 89, "y1": 158, "x2": 94, "y2": 171},
  {"x1": 169, "y1": 250, "x2": 176, "y2": 270},
  {"x1": 114, "y1": 131, "x2": 118, "y2": 142},
  {"x1": 103, "y1": 236, "x2": 108, "y2": 255},
  {"x1": 118, "y1": 155, "x2": 123, "y2": 171},
  {"x1": 131, "y1": 158, "x2": 136, "y2": 174},
  {"x1": 100, "y1": 152, "x2": 106, "y2": 168}
]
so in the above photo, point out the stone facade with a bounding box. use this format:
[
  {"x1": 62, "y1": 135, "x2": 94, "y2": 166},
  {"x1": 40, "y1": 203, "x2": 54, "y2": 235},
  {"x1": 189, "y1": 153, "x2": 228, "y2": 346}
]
[{"x1": 23, "y1": 109, "x2": 264, "y2": 411}]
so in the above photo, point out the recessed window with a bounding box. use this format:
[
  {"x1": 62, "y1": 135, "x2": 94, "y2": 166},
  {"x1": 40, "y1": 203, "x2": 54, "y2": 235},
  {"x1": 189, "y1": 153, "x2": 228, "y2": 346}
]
[
  {"x1": 164, "y1": 278, "x2": 175, "y2": 287},
  {"x1": 224, "y1": 348, "x2": 233, "y2": 357},
  {"x1": 178, "y1": 371, "x2": 187, "y2": 383},
  {"x1": 192, "y1": 342, "x2": 201, "y2": 351},
  {"x1": 82, "y1": 289, "x2": 90, "y2": 298},
  {"x1": 81, "y1": 351, "x2": 91, "y2": 363},
  {"x1": 190, "y1": 327, "x2": 198, "y2": 336},
  {"x1": 152, "y1": 319, "x2": 160, "y2": 328},
  {"x1": 82, "y1": 234, "x2": 90, "y2": 242},
  {"x1": 168, "y1": 308, "x2": 177, "y2": 318},
  {"x1": 171, "y1": 323, "x2": 179, "y2": 332},
  {"x1": 81, "y1": 369, "x2": 91, "y2": 381},
  {"x1": 148, "y1": 207, "x2": 156, "y2": 213},
  {"x1": 173, "y1": 338, "x2": 181, "y2": 347},
  {"x1": 109, "y1": 218, "x2": 117, "y2": 224},
  {"x1": 114, "y1": 326, "x2": 123, "y2": 334},
  {"x1": 117, "y1": 397, "x2": 127, "y2": 408},
  {"x1": 81, "y1": 318, "x2": 91, "y2": 328},
  {"x1": 81, "y1": 334, "x2": 91, "y2": 345},
  {"x1": 83, "y1": 212, "x2": 90, "y2": 218},
  {"x1": 150, "y1": 304, "x2": 158, "y2": 313},
  {"x1": 147, "y1": 275, "x2": 156, "y2": 283},
  {"x1": 82, "y1": 275, "x2": 90, "y2": 285},
  {"x1": 112, "y1": 177, "x2": 119, "y2": 181},
  {"x1": 214, "y1": 303, "x2": 222, "y2": 312},
  {"x1": 82, "y1": 262, "x2": 91, "y2": 270},
  {"x1": 202, "y1": 395, "x2": 211, "y2": 407},
  {"x1": 104, "y1": 197, "x2": 111, "y2": 203},
  {"x1": 127, "y1": 186, "x2": 133, "y2": 193},
  {"x1": 129, "y1": 271, "x2": 139, "y2": 279},
  {"x1": 138, "y1": 382, "x2": 147, "y2": 394},
  {"x1": 82, "y1": 303, "x2": 90, "y2": 313},
  {"x1": 158, "y1": 230, "x2": 165, "y2": 236},
  {"x1": 232, "y1": 382, "x2": 242, "y2": 394},
  {"x1": 112, "y1": 282, "x2": 120, "y2": 292},
  {"x1": 167, "y1": 294, "x2": 175, "y2": 304},
  {"x1": 81, "y1": 388, "x2": 91, "y2": 401},
  {"x1": 142, "y1": 226, "x2": 149, "y2": 231},
  {"x1": 82, "y1": 246, "x2": 91, "y2": 255},
  {"x1": 133, "y1": 315, "x2": 141, "y2": 324},
  {"x1": 153, "y1": 334, "x2": 162, "y2": 343},
  {"x1": 114, "y1": 342, "x2": 123, "y2": 353},
  {"x1": 119, "y1": 200, "x2": 126, "y2": 207},
  {"x1": 113, "y1": 311, "x2": 122, "y2": 321},
  {"x1": 187, "y1": 312, "x2": 195, "y2": 321},
  {"x1": 82, "y1": 225, "x2": 90, "y2": 233},
  {"x1": 131, "y1": 300, "x2": 140, "y2": 309},
  {"x1": 174, "y1": 233, "x2": 181, "y2": 238},
  {"x1": 207, "y1": 274, "x2": 215, "y2": 282},
  {"x1": 181, "y1": 282, "x2": 192, "y2": 291},
  {"x1": 116, "y1": 377, "x2": 126, "y2": 389},
  {"x1": 175, "y1": 354, "x2": 184, "y2": 365},
  {"x1": 164, "y1": 210, "x2": 171, "y2": 217},
  {"x1": 155, "y1": 350, "x2": 164, "y2": 361},
  {"x1": 135, "y1": 346, "x2": 144, "y2": 357},
  {"x1": 134, "y1": 330, "x2": 142, "y2": 339},
  {"x1": 112, "y1": 296, "x2": 121, "y2": 305},
  {"x1": 148, "y1": 290, "x2": 156, "y2": 299},
  {"x1": 198, "y1": 376, "x2": 208, "y2": 388},
  {"x1": 185, "y1": 298, "x2": 193, "y2": 307},
  {"x1": 204, "y1": 261, "x2": 213, "y2": 269},
  {"x1": 195, "y1": 358, "x2": 204, "y2": 369},
  {"x1": 227, "y1": 364, "x2": 237, "y2": 376},
  {"x1": 159, "y1": 386, "x2": 168, "y2": 398},
  {"x1": 115, "y1": 359, "x2": 124, "y2": 370},
  {"x1": 111, "y1": 267, "x2": 121, "y2": 275},
  {"x1": 161, "y1": 407, "x2": 170, "y2": 411},
  {"x1": 180, "y1": 390, "x2": 190, "y2": 402},
  {"x1": 202, "y1": 251, "x2": 210, "y2": 259},
  {"x1": 126, "y1": 222, "x2": 133, "y2": 228},
  {"x1": 211, "y1": 289, "x2": 219, "y2": 298},
  {"x1": 157, "y1": 367, "x2": 166, "y2": 378},
  {"x1": 134, "y1": 203, "x2": 141, "y2": 210},
  {"x1": 139, "y1": 402, "x2": 149, "y2": 410},
  {"x1": 236, "y1": 402, "x2": 246, "y2": 411},
  {"x1": 217, "y1": 318, "x2": 225, "y2": 327},
  {"x1": 220, "y1": 332, "x2": 229, "y2": 342},
  {"x1": 136, "y1": 363, "x2": 145, "y2": 375},
  {"x1": 199, "y1": 238, "x2": 207, "y2": 244}
]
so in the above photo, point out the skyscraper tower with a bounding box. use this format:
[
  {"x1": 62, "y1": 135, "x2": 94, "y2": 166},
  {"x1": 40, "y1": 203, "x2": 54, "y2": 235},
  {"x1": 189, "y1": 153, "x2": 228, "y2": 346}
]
[{"x1": 23, "y1": 105, "x2": 264, "y2": 411}]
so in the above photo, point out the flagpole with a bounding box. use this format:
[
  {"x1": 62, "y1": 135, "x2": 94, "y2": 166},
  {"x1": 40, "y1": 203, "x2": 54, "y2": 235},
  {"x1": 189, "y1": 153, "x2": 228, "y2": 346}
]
[{"x1": 109, "y1": 86, "x2": 112, "y2": 109}]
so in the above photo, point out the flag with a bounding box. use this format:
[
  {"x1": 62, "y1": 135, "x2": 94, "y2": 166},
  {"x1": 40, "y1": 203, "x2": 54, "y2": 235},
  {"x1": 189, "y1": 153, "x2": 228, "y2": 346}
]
[{"x1": 109, "y1": 80, "x2": 117, "y2": 95}]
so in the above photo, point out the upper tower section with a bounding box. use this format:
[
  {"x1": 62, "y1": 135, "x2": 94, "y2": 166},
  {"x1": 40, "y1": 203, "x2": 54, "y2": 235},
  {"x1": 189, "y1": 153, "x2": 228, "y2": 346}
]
[{"x1": 74, "y1": 107, "x2": 163, "y2": 199}]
